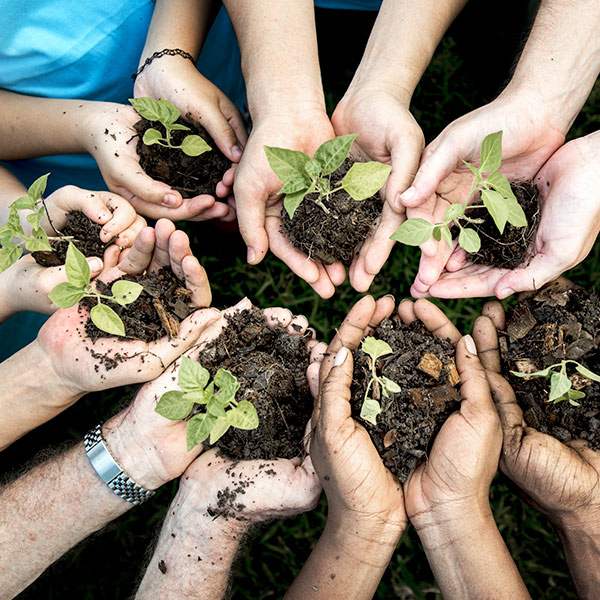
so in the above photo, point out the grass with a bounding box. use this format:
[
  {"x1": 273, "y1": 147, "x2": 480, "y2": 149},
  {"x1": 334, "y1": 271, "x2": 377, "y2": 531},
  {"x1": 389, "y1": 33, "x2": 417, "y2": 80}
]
[{"x1": 5, "y1": 2, "x2": 600, "y2": 598}]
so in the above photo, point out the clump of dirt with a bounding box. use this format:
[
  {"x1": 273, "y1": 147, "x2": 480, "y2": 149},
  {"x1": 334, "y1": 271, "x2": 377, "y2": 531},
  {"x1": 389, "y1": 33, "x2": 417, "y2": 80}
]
[
  {"x1": 32, "y1": 211, "x2": 106, "y2": 267},
  {"x1": 83, "y1": 267, "x2": 195, "y2": 342},
  {"x1": 467, "y1": 180, "x2": 541, "y2": 269},
  {"x1": 500, "y1": 281, "x2": 600, "y2": 448},
  {"x1": 351, "y1": 318, "x2": 461, "y2": 482},
  {"x1": 134, "y1": 117, "x2": 230, "y2": 198},
  {"x1": 198, "y1": 307, "x2": 313, "y2": 460},
  {"x1": 281, "y1": 158, "x2": 383, "y2": 266}
]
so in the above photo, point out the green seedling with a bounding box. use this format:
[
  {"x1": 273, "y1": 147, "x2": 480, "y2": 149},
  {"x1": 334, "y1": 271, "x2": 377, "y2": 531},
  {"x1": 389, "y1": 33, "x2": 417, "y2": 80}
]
[
  {"x1": 48, "y1": 243, "x2": 143, "y2": 337},
  {"x1": 155, "y1": 356, "x2": 259, "y2": 450},
  {"x1": 0, "y1": 173, "x2": 58, "y2": 271},
  {"x1": 391, "y1": 131, "x2": 527, "y2": 253},
  {"x1": 359, "y1": 337, "x2": 401, "y2": 425},
  {"x1": 264, "y1": 133, "x2": 392, "y2": 219},
  {"x1": 512, "y1": 360, "x2": 600, "y2": 406},
  {"x1": 129, "y1": 97, "x2": 212, "y2": 157}
]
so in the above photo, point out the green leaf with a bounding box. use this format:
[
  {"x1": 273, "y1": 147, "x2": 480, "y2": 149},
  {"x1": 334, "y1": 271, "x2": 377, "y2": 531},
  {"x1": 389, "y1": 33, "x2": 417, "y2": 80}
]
[
  {"x1": 12, "y1": 196, "x2": 36, "y2": 211},
  {"x1": 279, "y1": 173, "x2": 309, "y2": 195},
  {"x1": 511, "y1": 366, "x2": 553, "y2": 378},
  {"x1": 458, "y1": 228, "x2": 481, "y2": 253},
  {"x1": 158, "y1": 98, "x2": 180, "y2": 124},
  {"x1": 390, "y1": 218, "x2": 434, "y2": 246},
  {"x1": 155, "y1": 390, "x2": 194, "y2": 420},
  {"x1": 27, "y1": 173, "x2": 50, "y2": 201},
  {"x1": 575, "y1": 364, "x2": 600, "y2": 383},
  {"x1": 111, "y1": 280, "x2": 144, "y2": 306},
  {"x1": 360, "y1": 398, "x2": 381, "y2": 425},
  {"x1": 264, "y1": 146, "x2": 310, "y2": 184},
  {"x1": 481, "y1": 189, "x2": 509, "y2": 234},
  {"x1": 25, "y1": 228, "x2": 51, "y2": 252},
  {"x1": 209, "y1": 416, "x2": 231, "y2": 445},
  {"x1": 485, "y1": 171, "x2": 517, "y2": 202},
  {"x1": 214, "y1": 369, "x2": 240, "y2": 405},
  {"x1": 178, "y1": 356, "x2": 210, "y2": 393},
  {"x1": 143, "y1": 128, "x2": 164, "y2": 146},
  {"x1": 0, "y1": 245, "x2": 22, "y2": 272},
  {"x1": 226, "y1": 400, "x2": 259, "y2": 430},
  {"x1": 505, "y1": 198, "x2": 528, "y2": 228},
  {"x1": 462, "y1": 160, "x2": 482, "y2": 182},
  {"x1": 26, "y1": 210, "x2": 44, "y2": 230},
  {"x1": 90, "y1": 303, "x2": 126, "y2": 337},
  {"x1": 182, "y1": 382, "x2": 214, "y2": 405},
  {"x1": 479, "y1": 131, "x2": 503, "y2": 173},
  {"x1": 7, "y1": 206, "x2": 24, "y2": 238},
  {"x1": 65, "y1": 242, "x2": 91, "y2": 288},
  {"x1": 380, "y1": 376, "x2": 401, "y2": 396},
  {"x1": 283, "y1": 190, "x2": 306, "y2": 220},
  {"x1": 341, "y1": 161, "x2": 392, "y2": 200},
  {"x1": 206, "y1": 397, "x2": 227, "y2": 418},
  {"x1": 186, "y1": 413, "x2": 216, "y2": 450},
  {"x1": 180, "y1": 135, "x2": 211, "y2": 157},
  {"x1": 567, "y1": 389, "x2": 586, "y2": 401},
  {"x1": 313, "y1": 134, "x2": 358, "y2": 175},
  {"x1": 444, "y1": 203, "x2": 466, "y2": 221},
  {"x1": 549, "y1": 371, "x2": 572, "y2": 403},
  {"x1": 361, "y1": 336, "x2": 393, "y2": 361},
  {"x1": 129, "y1": 97, "x2": 165, "y2": 122},
  {"x1": 432, "y1": 225, "x2": 442, "y2": 242},
  {"x1": 438, "y1": 225, "x2": 453, "y2": 248},
  {"x1": 168, "y1": 123, "x2": 191, "y2": 132},
  {"x1": 304, "y1": 158, "x2": 322, "y2": 179}
]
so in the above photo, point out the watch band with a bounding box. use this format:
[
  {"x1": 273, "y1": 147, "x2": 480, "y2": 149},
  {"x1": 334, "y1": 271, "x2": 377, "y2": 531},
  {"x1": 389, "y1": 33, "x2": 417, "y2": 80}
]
[{"x1": 83, "y1": 423, "x2": 155, "y2": 506}]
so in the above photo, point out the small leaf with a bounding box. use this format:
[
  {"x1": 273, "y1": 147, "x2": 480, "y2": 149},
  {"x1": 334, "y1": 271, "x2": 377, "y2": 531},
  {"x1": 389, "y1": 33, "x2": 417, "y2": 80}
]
[
  {"x1": 155, "y1": 390, "x2": 194, "y2": 420},
  {"x1": 186, "y1": 413, "x2": 216, "y2": 450},
  {"x1": 7, "y1": 206, "x2": 24, "y2": 238},
  {"x1": 226, "y1": 401, "x2": 259, "y2": 430},
  {"x1": 283, "y1": 190, "x2": 306, "y2": 219},
  {"x1": 432, "y1": 225, "x2": 442, "y2": 242},
  {"x1": 264, "y1": 146, "x2": 310, "y2": 184},
  {"x1": 209, "y1": 416, "x2": 231, "y2": 445},
  {"x1": 313, "y1": 134, "x2": 358, "y2": 175},
  {"x1": 206, "y1": 397, "x2": 227, "y2": 418},
  {"x1": 27, "y1": 173, "x2": 50, "y2": 201},
  {"x1": 178, "y1": 356, "x2": 210, "y2": 393},
  {"x1": 462, "y1": 160, "x2": 482, "y2": 181},
  {"x1": 168, "y1": 123, "x2": 191, "y2": 132},
  {"x1": 48, "y1": 282, "x2": 85, "y2": 308},
  {"x1": 458, "y1": 228, "x2": 481, "y2": 253},
  {"x1": 380, "y1": 376, "x2": 401, "y2": 395},
  {"x1": 479, "y1": 131, "x2": 503, "y2": 173},
  {"x1": 360, "y1": 398, "x2": 382, "y2": 425},
  {"x1": 575, "y1": 363, "x2": 600, "y2": 383},
  {"x1": 438, "y1": 225, "x2": 453, "y2": 248},
  {"x1": 505, "y1": 198, "x2": 528, "y2": 228},
  {"x1": 511, "y1": 366, "x2": 553, "y2": 378},
  {"x1": 390, "y1": 218, "x2": 434, "y2": 246},
  {"x1": 24, "y1": 228, "x2": 51, "y2": 252},
  {"x1": 182, "y1": 382, "x2": 214, "y2": 405},
  {"x1": 567, "y1": 389, "x2": 586, "y2": 400},
  {"x1": 90, "y1": 303, "x2": 126, "y2": 337},
  {"x1": 214, "y1": 369, "x2": 240, "y2": 404},
  {"x1": 180, "y1": 135, "x2": 211, "y2": 157},
  {"x1": 111, "y1": 280, "x2": 144, "y2": 306},
  {"x1": 129, "y1": 97, "x2": 165, "y2": 122},
  {"x1": 0, "y1": 245, "x2": 22, "y2": 272},
  {"x1": 65, "y1": 242, "x2": 91, "y2": 288},
  {"x1": 361, "y1": 337, "x2": 393, "y2": 361},
  {"x1": 12, "y1": 196, "x2": 36, "y2": 211},
  {"x1": 481, "y1": 189, "x2": 509, "y2": 235},
  {"x1": 341, "y1": 162, "x2": 392, "y2": 200},
  {"x1": 158, "y1": 98, "x2": 181, "y2": 124},
  {"x1": 26, "y1": 211, "x2": 44, "y2": 230},
  {"x1": 304, "y1": 158, "x2": 322, "y2": 179},
  {"x1": 444, "y1": 203, "x2": 466, "y2": 221},
  {"x1": 143, "y1": 128, "x2": 164, "y2": 145},
  {"x1": 549, "y1": 371, "x2": 572, "y2": 403},
  {"x1": 279, "y1": 173, "x2": 309, "y2": 195},
  {"x1": 485, "y1": 171, "x2": 516, "y2": 202}
]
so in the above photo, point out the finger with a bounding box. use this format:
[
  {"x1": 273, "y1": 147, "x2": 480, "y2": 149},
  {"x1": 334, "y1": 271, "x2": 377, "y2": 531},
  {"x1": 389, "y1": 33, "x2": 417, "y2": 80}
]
[
  {"x1": 319, "y1": 346, "x2": 354, "y2": 428},
  {"x1": 286, "y1": 314, "x2": 309, "y2": 335},
  {"x1": 182, "y1": 255, "x2": 212, "y2": 307},
  {"x1": 411, "y1": 239, "x2": 457, "y2": 298},
  {"x1": 482, "y1": 301, "x2": 506, "y2": 330},
  {"x1": 397, "y1": 298, "x2": 417, "y2": 323},
  {"x1": 307, "y1": 361, "x2": 320, "y2": 401},
  {"x1": 406, "y1": 193, "x2": 441, "y2": 257},
  {"x1": 94, "y1": 193, "x2": 138, "y2": 244},
  {"x1": 100, "y1": 245, "x2": 121, "y2": 273},
  {"x1": 428, "y1": 266, "x2": 508, "y2": 299},
  {"x1": 264, "y1": 307, "x2": 293, "y2": 328},
  {"x1": 197, "y1": 101, "x2": 245, "y2": 162},
  {"x1": 446, "y1": 247, "x2": 468, "y2": 272},
  {"x1": 127, "y1": 194, "x2": 219, "y2": 221},
  {"x1": 116, "y1": 226, "x2": 156, "y2": 274},
  {"x1": 413, "y1": 298, "x2": 461, "y2": 345},
  {"x1": 388, "y1": 133, "x2": 423, "y2": 214},
  {"x1": 148, "y1": 219, "x2": 176, "y2": 272},
  {"x1": 310, "y1": 341, "x2": 328, "y2": 364},
  {"x1": 494, "y1": 254, "x2": 565, "y2": 300},
  {"x1": 487, "y1": 371, "x2": 525, "y2": 458},
  {"x1": 235, "y1": 180, "x2": 270, "y2": 264},
  {"x1": 306, "y1": 264, "x2": 336, "y2": 299},
  {"x1": 166, "y1": 229, "x2": 192, "y2": 280},
  {"x1": 472, "y1": 316, "x2": 502, "y2": 373},
  {"x1": 324, "y1": 261, "x2": 347, "y2": 287},
  {"x1": 114, "y1": 214, "x2": 147, "y2": 249}
]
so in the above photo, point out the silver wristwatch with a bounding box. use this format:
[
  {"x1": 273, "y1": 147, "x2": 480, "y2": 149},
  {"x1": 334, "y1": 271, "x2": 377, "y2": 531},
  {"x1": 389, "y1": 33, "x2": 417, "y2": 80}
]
[{"x1": 83, "y1": 423, "x2": 155, "y2": 506}]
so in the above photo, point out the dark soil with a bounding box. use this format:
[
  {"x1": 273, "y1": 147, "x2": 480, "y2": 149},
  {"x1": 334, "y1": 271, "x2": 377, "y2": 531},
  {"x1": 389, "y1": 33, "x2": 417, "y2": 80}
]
[
  {"x1": 32, "y1": 211, "x2": 106, "y2": 267},
  {"x1": 467, "y1": 180, "x2": 541, "y2": 269},
  {"x1": 83, "y1": 267, "x2": 195, "y2": 342},
  {"x1": 198, "y1": 307, "x2": 313, "y2": 460},
  {"x1": 281, "y1": 158, "x2": 383, "y2": 266},
  {"x1": 500, "y1": 281, "x2": 600, "y2": 448},
  {"x1": 134, "y1": 117, "x2": 230, "y2": 198},
  {"x1": 351, "y1": 318, "x2": 461, "y2": 482}
]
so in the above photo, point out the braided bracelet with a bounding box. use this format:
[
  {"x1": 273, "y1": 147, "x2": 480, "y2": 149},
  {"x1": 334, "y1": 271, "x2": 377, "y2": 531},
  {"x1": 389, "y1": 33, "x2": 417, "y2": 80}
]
[{"x1": 132, "y1": 48, "x2": 196, "y2": 80}]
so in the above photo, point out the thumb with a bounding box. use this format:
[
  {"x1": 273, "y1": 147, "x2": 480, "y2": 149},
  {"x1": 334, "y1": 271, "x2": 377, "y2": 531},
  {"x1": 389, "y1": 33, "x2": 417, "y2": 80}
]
[
  {"x1": 386, "y1": 132, "x2": 423, "y2": 214},
  {"x1": 234, "y1": 178, "x2": 270, "y2": 264},
  {"x1": 494, "y1": 253, "x2": 562, "y2": 299},
  {"x1": 193, "y1": 103, "x2": 243, "y2": 163},
  {"x1": 318, "y1": 346, "x2": 354, "y2": 428}
]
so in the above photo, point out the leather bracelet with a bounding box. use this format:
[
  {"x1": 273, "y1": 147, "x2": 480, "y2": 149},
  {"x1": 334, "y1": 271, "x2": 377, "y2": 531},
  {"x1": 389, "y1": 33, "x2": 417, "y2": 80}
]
[
  {"x1": 83, "y1": 423, "x2": 156, "y2": 506},
  {"x1": 132, "y1": 48, "x2": 196, "y2": 80}
]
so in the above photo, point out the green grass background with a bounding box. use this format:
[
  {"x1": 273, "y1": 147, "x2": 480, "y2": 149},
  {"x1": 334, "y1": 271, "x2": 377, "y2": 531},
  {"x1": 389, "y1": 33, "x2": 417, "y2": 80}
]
[{"x1": 4, "y1": 2, "x2": 600, "y2": 598}]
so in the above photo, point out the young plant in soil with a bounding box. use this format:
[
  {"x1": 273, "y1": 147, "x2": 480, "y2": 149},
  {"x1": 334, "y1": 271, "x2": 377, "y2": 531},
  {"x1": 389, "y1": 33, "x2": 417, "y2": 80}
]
[
  {"x1": 265, "y1": 134, "x2": 392, "y2": 265},
  {"x1": 391, "y1": 131, "x2": 541, "y2": 269},
  {"x1": 155, "y1": 356, "x2": 259, "y2": 450}
]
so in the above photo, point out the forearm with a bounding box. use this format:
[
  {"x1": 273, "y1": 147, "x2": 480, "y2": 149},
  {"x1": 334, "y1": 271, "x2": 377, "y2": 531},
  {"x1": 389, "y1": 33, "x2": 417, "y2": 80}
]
[
  {"x1": 347, "y1": 0, "x2": 467, "y2": 104},
  {"x1": 223, "y1": 0, "x2": 325, "y2": 121}
]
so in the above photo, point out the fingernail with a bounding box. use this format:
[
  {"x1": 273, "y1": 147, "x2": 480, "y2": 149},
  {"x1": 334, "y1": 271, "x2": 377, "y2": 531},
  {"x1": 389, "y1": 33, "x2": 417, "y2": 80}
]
[
  {"x1": 333, "y1": 347, "x2": 348, "y2": 367},
  {"x1": 88, "y1": 257, "x2": 103, "y2": 272},
  {"x1": 464, "y1": 334, "x2": 477, "y2": 355},
  {"x1": 164, "y1": 193, "x2": 180, "y2": 207},
  {"x1": 233, "y1": 296, "x2": 250, "y2": 310},
  {"x1": 231, "y1": 145, "x2": 242, "y2": 160},
  {"x1": 247, "y1": 247, "x2": 256, "y2": 263},
  {"x1": 98, "y1": 210, "x2": 111, "y2": 222},
  {"x1": 497, "y1": 287, "x2": 514, "y2": 299},
  {"x1": 398, "y1": 186, "x2": 416, "y2": 205},
  {"x1": 383, "y1": 293, "x2": 395, "y2": 303}
]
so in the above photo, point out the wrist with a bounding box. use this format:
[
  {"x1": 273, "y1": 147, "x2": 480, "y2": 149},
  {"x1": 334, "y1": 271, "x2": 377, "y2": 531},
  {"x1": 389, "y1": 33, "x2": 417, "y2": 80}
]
[
  {"x1": 248, "y1": 97, "x2": 327, "y2": 127},
  {"x1": 552, "y1": 505, "x2": 600, "y2": 540}
]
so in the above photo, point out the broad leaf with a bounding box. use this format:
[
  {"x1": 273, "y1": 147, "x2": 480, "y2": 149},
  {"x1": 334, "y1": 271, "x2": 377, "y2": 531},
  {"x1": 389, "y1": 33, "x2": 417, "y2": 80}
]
[
  {"x1": 390, "y1": 218, "x2": 434, "y2": 246},
  {"x1": 304, "y1": 158, "x2": 322, "y2": 179},
  {"x1": 158, "y1": 98, "x2": 181, "y2": 124},
  {"x1": 178, "y1": 356, "x2": 210, "y2": 393},
  {"x1": 7, "y1": 206, "x2": 24, "y2": 238},
  {"x1": 462, "y1": 160, "x2": 482, "y2": 182},
  {"x1": 360, "y1": 398, "x2": 382, "y2": 425},
  {"x1": 458, "y1": 228, "x2": 481, "y2": 253},
  {"x1": 111, "y1": 280, "x2": 144, "y2": 306},
  {"x1": 90, "y1": 303, "x2": 126, "y2": 337},
  {"x1": 0, "y1": 244, "x2": 22, "y2": 272},
  {"x1": 129, "y1": 97, "x2": 165, "y2": 122},
  {"x1": 505, "y1": 197, "x2": 528, "y2": 228},
  {"x1": 209, "y1": 416, "x2": 231, "y2": 445},
  {"x1": 182, "y1": 382, "x2": 214, "y2": 405},
  {"x1": 155, "y1": 390, "x2": 194, "y2": 420},
  {"x1": 186, "y1": 413, "x2": 216, "y2": 450},
  {"x1": 481, "y1": 189, "x2": 508, "y2": 234},
  {"x1": 485, "y1": 171, "x2": 516, "y2": 202},
  {"x1": 511, "y1": 366, "x2": 553, "y2": 378},
  {"x1": 214, "y1": 369, "x2": 240, "y2": 404},
  {"x1": 48, "y1": 282, "x2": 85, "y2": 308},
  {"x1": 567, "y1": 389, "x2": 585, "y2": 401},
  {"x1": 380, "y1": 376, "x2": 401, "y2": 396},
  {"x1": 313, "y1": 134, "x2": 358, "y2": 175},
  {"x1": 168, "y1": 123, "x2": 191, "y2": 132},
  {"x1": 226, "y1": 401, "x2": 259, "y2": 430},
  {"x1": 342, "y1": 162, "x2": 392, "y2": 200},
  {"x1": 27, "y1": 173, "x2": 50, "y2": 201},
  {"x1": 180, "y1": 135, "x2": 211, "y2": 157},
  {"x1": 283, "y1": 190, "x2": 306, "y2": 219},
  {"x1": 65, "y1": 242, "x2": 91, "y2": 288},
  {"x1": 264, "y1": 146, "x2": 309, "y2": 184},
  {"x1": 438, "y1": 224, "x2": 453, "y2": 248},
  {"x1": 206, "y1": 397, "x2": 227, "y2": 418},
  {"x1": 361, "y1": 337, "x2": 393, "y2": 361},
  {"x1": 143, "y1": 128, "x2": 164, "y2": 145},
  {"x1": 549, "y1": 371, "x2": 572, "y2": 403},
  {"x1": 444, "y1": 203, "x2": 466, "y2": 221},
  {"x1": 26, "y1": 210, "x2": 45, "y2": 230},
  {"x1": 479, "y1": 131, "x2": 503, "y2": 173},
  {"x1": 279, "y1": 173, "x2": 309, "y2": 195},
  {"x1": 12, "y1": 196, "x2": 36, "y2": 211},
  {"x1": 24, "y1": 228, "x2": 51, "y2": 252},
  {"x1": 575, "y1": 363, "x2": 600, "y2": 383}
]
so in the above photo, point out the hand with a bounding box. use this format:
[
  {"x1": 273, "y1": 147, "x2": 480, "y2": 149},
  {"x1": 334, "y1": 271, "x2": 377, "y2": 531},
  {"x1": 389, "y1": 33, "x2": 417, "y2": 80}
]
[
  {"x1": 232, "y1": 112, "x2": 347, "y2": 299},
  {"x1": 332, "y1": 89, "x2": 424, "y2": 292}
]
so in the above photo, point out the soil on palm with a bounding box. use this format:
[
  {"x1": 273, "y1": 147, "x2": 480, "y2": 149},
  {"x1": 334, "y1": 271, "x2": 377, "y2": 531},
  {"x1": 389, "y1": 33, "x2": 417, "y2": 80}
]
[
  {"x1": 467, "y1": 181, "x2": 540, "y2": 269},
  {"x1": 198, "y1": 307, "x2": 313, "y2": 460},
  {"x1": 32, "y1": 211, "x2": 106, "y2": 267},
  {"x1": 500, "y1": 281, "x2": 600, "y2": 448},
  {"x1": 281, "y1": 158, "x2": 383, "y2": 266},
  {"x1": 134, "y1": 117, "x2": 230, "y2": 198},
  {"x1": 83, "y1": 267, "x2": 195, "y2": 342},
  {"x1": 351, "y1": 318, "x2": 461, "y2": 482}
]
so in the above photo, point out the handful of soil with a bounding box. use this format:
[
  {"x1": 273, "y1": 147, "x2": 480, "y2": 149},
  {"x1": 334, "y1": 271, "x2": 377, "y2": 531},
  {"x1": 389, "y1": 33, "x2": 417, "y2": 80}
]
[
  {"x1": 351, "y1": 318, "x2": 461, "y2": 482},
  {"x1": 500, "y1": 282, "x2": 600, "y2": 447},
  {"x1": 198, "y1": 307, "x2": 313, "y2": 460},
  {"x1": 280, "y1": 158, "x2": 383, "y2": 266},
  {"x1": 134, "y1": 117, "x2": 230, "y2": 198}
]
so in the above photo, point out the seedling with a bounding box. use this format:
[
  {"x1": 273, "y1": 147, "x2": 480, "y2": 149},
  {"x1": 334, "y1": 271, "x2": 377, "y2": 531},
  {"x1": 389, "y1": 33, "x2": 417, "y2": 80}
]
[
  {"x1": 391, "y1": 131, "x2": 527, "y2": 253},
  {"x1": 512, "y1": 360, "x2": 600, "y2": 406},
  {"x1": 359, "y1": 337, "x2": 401, "y2": 425},
  {"x1": 264, "y1": 134, "x2": 392, "y2": 219},
  {"x1": 0, "y1": 173, "x2": 58, "y2": 271},
  {"x1": 129, "y1": 97, "x2": 212, "y2": 157},
  {"x1": 155, "y1": 356, "x2": 259, "y2": 450},
  {"x1": 48, "y1": 243, "x2": 143, "y2": 337}
]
